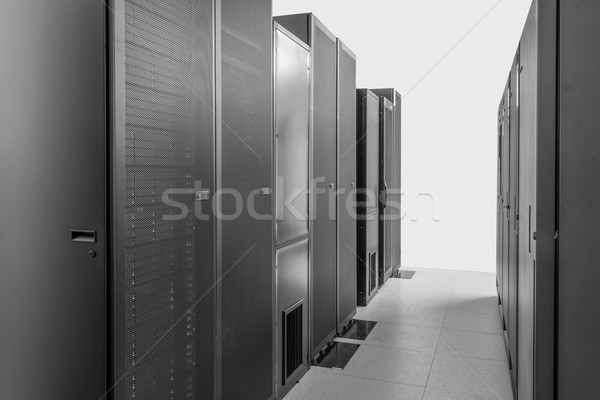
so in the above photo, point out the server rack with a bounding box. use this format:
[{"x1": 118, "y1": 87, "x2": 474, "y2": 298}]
[
  {"x1": 336, "y1": 40, "x2": 358, "y2": 332},
  {"x1": 378, "y1": 97, "x2": 394, "y2": 286},
  {"x1": 356, "y1": 89, "x2": 380, "y2": 306},
  {"x1": 371, "y1": 89, "x2": 402, "y2": 278},
  {"x1": 496, "y1": 1, "x2": 600, "y2": 398},
  {"x1": 0, "y1": 1, "x2": 274, "y2": 399},
  {"x1": 273, "y1": 22, "x2": 311, "y2": 399},
  {"x1": 273, "y1": 13, "x2": 339, "y2": 361},
  {"x1": 219, "y1": 1, "x2": 274, "y2": 398}
]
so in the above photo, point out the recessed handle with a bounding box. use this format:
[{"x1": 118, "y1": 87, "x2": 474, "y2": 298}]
[{"x1": 71, "y1": 230, "x2": 96, "y2": 243}]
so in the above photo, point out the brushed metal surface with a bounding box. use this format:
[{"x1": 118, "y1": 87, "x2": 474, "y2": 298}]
[
  {"x1": 310, "y1": 19, "x2": 339, "y2": 359},
  {"x1": 274, "y1": 26, "x2": 311, "y2": 399},
  {"x1": 356, "y1": 90, "x2": 380, "y2": 306},
  {"x1": 274, "y1": 30, "x2": 310, "y2": 243},
  {"x1": 336, "y1": 40, "x2": 358, "y2": 330},
  {"x1": 0, "y1": 1, "x2": 106, "y2": 398}
]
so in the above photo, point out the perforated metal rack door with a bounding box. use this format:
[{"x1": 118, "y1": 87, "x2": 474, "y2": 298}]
[
  {"x1": 122, "y1": 1, "x2": 215, "y2": 399},
  {"x1": 220, "y1": 0, "x2": 274, "y2": 399}
]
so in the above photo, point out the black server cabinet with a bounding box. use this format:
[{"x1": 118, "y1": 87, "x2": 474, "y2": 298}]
[
  {"x1": 274, "y1": 13, "x2": 339, "y2": 360},
  {"x1": 496, "y1": 1, "x2": 600, "y2": 398},
  {"x1": 356, "y1": 89, "x2": 380, "y2": 306},
  {"x1": 219, "y1": 0, "x2": 274, "y2": 399},
  {"x1": 1, "y1": 1, "x2": 274, "y2": 399},
  {"x1": 336, "y1": 40, "x2": 358, "y2": 331},
  {"x1": 112, "y1": 1, "x2": 218, "y2": 399},
  {"x1": 371, "y1": 89, "x2": 402, "y2": 278},
  {"x1": 273, "y1": 23, "x2": 311, "y2": 399},
  {"x1": 0, "y1": 1, "x2": 107, "y2": 398}
]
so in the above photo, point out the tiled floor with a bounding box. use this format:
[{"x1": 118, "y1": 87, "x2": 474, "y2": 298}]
[{"x1": 284, "y1": 267, "x2": 514, "y2": 400}]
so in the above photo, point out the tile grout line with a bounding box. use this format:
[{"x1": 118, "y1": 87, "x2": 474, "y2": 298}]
[
  {"x1": 421, "y1": 270, "x2": 459, "y2": 399},
  {"x1": 321, "y1": 367, "x2": 429, "y2": 392}
]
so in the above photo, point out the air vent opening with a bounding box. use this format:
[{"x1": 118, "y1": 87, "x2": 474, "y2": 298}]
[{"x1": 283, "y1": 301, "x2": 303, "y2": 384}]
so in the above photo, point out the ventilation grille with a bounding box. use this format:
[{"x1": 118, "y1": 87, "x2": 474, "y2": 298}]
[
  {"x1": 369, "y1": 251, "x2": 377, "y2": 294},
  {"x1": 123, "y1": 0, "x2": 214, "y2": 399},
  {"x1": 283, "y1": 302, "x2": 303, "y2": 384}
]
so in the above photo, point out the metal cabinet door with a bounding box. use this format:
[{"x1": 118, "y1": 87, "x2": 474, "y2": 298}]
[
  {"x1": 336, "y1": 41, "x2": 357, "y2": 330},
  {"x1": 220, "y1": 0, "x2": 274, "y2": 398},
  {"x1": 274, "y1": 26, "x2": 310, "y2": 398},
  {"x1": 379, "y1": 99, "x2": 394, "y2": 286},
  {"x1": 310, "y1": 20, "x2": 339, "y2": 358},
  {"x1": 0, "y1": 1, "x2": 106, "y2": 398},
  {"x1": 517, "y1": 7, "x2": 539, "y2": 399},
  {"x1": 508, "y1": 50, "x2": 521, "y2": 384}
]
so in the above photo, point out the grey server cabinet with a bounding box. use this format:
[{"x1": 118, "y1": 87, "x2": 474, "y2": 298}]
[
  {"x1": 496, "y1": 1, "x2": 600, "y2": 398},
  {"x1": 273, "y1": 23, "x2": 311, "y2": 399},
  {"x1": 336, "y1": 40, "x2": 358, "y2": 331},
  {"x1": 0, "y1": 1, "x2": 274, "y2": 399},
  {"x1": 273, "y1": 13, "x2": 339, "y2": 360},
  {"x1": 0, "y1": 1, "x2": 107, "y2": 398},
  {"x1": 371, "y1": 89, "x2": 402, "y2": 278},
  {"x1": 497, "y1": 53, "x2": 520, "y2": 391},
  {"x1": 378, "y1": 96, "x2": 394, "y2": 285},
  {"x1": 356, "y1": 89, "x2": 380, "y2": 306}
]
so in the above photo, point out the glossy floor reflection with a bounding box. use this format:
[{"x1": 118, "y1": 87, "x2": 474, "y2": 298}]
[{"x1": 284, "y1": 267, "x2": 514, "y2": 400}]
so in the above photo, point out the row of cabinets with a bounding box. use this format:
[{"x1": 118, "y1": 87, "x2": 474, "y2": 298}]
[{"x1": 496, "y1": 1, "x2": 600, "y2": 399}]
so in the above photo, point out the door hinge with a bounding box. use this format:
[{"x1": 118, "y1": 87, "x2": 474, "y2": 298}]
[{"x1": 554, "y1": 231, "x2": 559, "y2": 240}]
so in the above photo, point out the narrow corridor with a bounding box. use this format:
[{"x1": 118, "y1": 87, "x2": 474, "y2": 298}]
[{"x1": 286, "y1": 268, "x2": 513, "y2": 400}]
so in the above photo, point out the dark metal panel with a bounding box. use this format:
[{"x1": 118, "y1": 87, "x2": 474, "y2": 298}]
[
  {"x1": 118, "y1": 1, "x2": 216, "y2": 399},
  {"x1": 273, "y1": 14, "x2": 310, "y2": 46},
  {"x1": 496, "y1": 100, "x2": 503, "y2": 304},
  {"x1": 532, "y1": 1, "x2": 558, "y2": 399},
  {"x1": 508, "y1": 50, "x2": 520, "y2": 386},
  {"x1": 275, "y1": 240, "x2": 309, "y2": 398},
  {"x1": 0, "y1": 1, "x2": 106, "y2": 398},
  {"x1": 516, "y1": 2, "x2": 558, "y2": 399},
  {"x1": 501, "y1": 83, "x2": 510, "y2": 328},
  {"x1": 336, "y1": 40, "x2": 357, "y2": 330},
  {"x1": 378, "y1": 98, "x2": 394, "y2": 286},
  {"x1": 392, "y1": 92, "x2": 402, "y2": 275},
  {"x1": 310, "y1": 18, "x2": 339, "y2": 358},
  {"x1": 371, "y1": 89, "x2": 402, "y2": 277},
  {"x1": 356, "y1": 90, "x2": 380, "y2": 306},
  {"x1": 220, "y1": 0, "x2": 274, "y2": 398},
  {"x1": 517, "y1": 8, "x2": 538, "y2": 400},
  {"x1": 557, "y1": 0, "x2": 600, "y2": 398}
]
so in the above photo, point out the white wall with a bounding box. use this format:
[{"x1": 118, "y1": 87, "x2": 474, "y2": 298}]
[{"x1": 273, "y1": 0, "x2": 532, "y2": 272}]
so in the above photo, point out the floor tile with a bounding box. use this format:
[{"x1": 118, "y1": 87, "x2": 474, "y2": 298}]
[
  {"x1": 285, "y1": 369, "x2": 425, "y2": 400},
  {"x1": 423, "y1": 387, "x2": 502, "y2": 400},
  {"x1": 364, "y1": 320, "x2": 440, "y2": 352},
  {"x1": 338, "y1": 344, "x2": 434, "y2": 387},
  {"x1": 427, "y1": 353, "x2": 513, "y2": 400},
  {"x1": 443, "y1": 305, "x2": 504, "y2": 333},
  {"x1": 284, "y1": 268, "x2": 513, "y2": 400},
  {"x1": 438, "y1": 328, "x2": 507, "y2": 361}
]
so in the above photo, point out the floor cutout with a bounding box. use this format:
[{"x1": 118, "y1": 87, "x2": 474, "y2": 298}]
[
  {"x1": 340, "y1": 319, "x2": 377, "y2": 340},
  {"x1": 315, "y1": 342, "x2": 360, "y2": 369},
  {"x1": 393, "y1": 270, "x2": 416, "y2": 279}
]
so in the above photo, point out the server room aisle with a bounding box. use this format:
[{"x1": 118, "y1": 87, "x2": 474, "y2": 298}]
[{"x1": 285, "y1": 268, "x2": 514, "y2": 400}]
